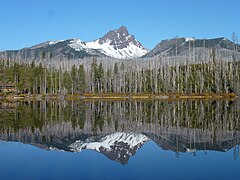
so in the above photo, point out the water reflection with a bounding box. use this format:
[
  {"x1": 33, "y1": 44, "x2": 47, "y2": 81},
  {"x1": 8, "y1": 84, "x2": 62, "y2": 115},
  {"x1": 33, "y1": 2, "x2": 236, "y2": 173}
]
[{"x1": 0, "y1": 100, "x2": 240, "y2": 164}]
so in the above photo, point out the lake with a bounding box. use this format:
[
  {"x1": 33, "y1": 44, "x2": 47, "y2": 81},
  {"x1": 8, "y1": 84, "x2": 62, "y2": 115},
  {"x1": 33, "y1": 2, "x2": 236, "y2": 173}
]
[{"x1": 0, "y1": 100, "x2": 240, "y2": 180}]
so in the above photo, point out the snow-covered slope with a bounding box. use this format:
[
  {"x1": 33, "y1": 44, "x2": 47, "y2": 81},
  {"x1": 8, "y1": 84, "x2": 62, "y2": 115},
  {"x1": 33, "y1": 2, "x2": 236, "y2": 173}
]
[
  {"x1": 66, "y1": 26, "x2": 148, "y2": 59},
  {"x1": 85, "y1": 39, "x2": 147, "y2": 59},
  {"x1": 65, "y1": 39, "x2": 147, "y2": 59}
]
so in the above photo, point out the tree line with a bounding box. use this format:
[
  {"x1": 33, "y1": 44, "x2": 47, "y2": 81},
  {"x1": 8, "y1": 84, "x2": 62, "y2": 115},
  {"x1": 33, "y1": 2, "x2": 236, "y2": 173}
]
[{"x1": 0, "y1": 48, "x2": 240, "y2": 95}]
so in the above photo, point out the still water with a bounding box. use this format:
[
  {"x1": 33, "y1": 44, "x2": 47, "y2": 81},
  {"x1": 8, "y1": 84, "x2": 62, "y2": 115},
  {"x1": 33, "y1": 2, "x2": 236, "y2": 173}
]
[{"x1": 0, "y1": 100, "x2": 240, "y2": 180}]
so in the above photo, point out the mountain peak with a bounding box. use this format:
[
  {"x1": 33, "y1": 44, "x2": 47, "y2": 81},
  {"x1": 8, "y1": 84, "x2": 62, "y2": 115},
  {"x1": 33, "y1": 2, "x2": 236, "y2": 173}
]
[
  {"x1": 98, "y1": 26, "x2": 145, "y2": 51},
  {"x1": 64, "y1": 26, "x2": 148, "y2": 59},
  {"x1": 116, "y1": 25, "x2": 128, "y2": 33},
  {"x1": 99, "y1": 26, "x2": 130, "y2": 47}
]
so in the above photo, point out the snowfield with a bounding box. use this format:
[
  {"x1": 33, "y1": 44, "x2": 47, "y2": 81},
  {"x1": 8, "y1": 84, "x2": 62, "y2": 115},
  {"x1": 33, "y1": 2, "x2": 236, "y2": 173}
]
[{"x1": 65, "y1": 38, "x2": 148, "y2": 59}]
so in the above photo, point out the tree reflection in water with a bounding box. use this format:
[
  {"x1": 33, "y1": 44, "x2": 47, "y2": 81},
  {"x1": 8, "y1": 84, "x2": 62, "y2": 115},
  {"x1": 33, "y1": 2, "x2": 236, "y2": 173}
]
[{"x1": 0, "y1": 100, "x2": 240, "y2": 164}]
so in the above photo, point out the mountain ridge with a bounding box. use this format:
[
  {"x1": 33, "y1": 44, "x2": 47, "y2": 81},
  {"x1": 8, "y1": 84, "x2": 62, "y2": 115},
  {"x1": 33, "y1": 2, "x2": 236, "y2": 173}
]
[
  {"x1": 0, "y1": 27, "x2": 239, "y2": 60},
  {"x1": 0, "y1": 26, "x2": 148, "y2": 60},
  {"x1": 144, "y1": 37, "x2": 240, "y2": 57}
]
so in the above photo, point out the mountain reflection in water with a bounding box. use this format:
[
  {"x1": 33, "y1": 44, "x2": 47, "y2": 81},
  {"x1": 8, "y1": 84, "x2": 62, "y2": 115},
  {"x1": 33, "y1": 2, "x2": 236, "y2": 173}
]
[{"x1": 0, "y1": 100, "x2": 240, "y2": 165}]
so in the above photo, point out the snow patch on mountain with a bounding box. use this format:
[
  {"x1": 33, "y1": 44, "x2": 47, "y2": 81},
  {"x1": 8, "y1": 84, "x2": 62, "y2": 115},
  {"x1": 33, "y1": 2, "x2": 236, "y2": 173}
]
[
  {"x1": 68, "y1": 38, "x2": 87, "y2": 51},
  {"x1": 185, "y1": 37, "x2": 195, "y2": 42},
  {"x1": 49, "y1": 40, "x2": 64, "y2": 45},
  {"x1": 69, "y1": 132, "x2": 149, "y2": 152}
]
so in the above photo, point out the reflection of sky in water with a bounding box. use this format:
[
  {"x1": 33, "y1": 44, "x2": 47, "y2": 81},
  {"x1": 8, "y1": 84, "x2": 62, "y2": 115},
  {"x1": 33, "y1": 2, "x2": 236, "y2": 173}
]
[{"x1": 0, "y1": 141, "x2": 239, "y2": 180}]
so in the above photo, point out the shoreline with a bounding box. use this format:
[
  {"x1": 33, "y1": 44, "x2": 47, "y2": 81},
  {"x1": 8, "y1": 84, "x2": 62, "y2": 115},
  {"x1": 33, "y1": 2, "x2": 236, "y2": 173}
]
[{"x1": 0, "y1": 93, "x2": 237, "y2": 101}]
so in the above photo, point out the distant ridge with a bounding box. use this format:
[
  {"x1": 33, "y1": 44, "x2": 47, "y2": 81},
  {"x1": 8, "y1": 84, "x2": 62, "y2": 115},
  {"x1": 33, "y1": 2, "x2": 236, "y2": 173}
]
[{"x1": 144, "y1": 37, "x2": 240, "y2": 57}]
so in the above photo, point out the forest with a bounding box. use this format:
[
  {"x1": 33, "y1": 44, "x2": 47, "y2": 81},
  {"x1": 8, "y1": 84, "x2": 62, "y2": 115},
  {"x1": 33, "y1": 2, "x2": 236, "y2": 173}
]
[{"x1": 0, "y1": 47, "x2": 240, "y2": 98}]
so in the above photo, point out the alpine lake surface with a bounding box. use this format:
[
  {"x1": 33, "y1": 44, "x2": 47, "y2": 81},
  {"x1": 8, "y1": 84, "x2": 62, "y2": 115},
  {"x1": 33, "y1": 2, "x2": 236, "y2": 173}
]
[{"x1": 0, "y1": 99, "x2": 240, "y2": 180}]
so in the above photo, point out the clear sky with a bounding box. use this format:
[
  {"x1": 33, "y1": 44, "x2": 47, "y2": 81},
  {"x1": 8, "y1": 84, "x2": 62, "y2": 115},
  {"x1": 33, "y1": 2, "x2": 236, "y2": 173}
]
[{"x1": 0, "y1": 0, "x2": 239, "y2": 50}]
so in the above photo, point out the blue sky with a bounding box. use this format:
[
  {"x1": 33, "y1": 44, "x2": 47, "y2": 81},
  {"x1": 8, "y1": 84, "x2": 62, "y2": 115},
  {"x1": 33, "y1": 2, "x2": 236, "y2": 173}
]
[{"x1": 0, "y1": 0, "x2": 239, "y2": 50}]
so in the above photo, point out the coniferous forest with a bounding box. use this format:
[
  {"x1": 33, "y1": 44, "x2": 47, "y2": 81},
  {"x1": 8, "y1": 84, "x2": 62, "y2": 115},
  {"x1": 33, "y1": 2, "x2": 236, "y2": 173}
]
[{"x1": 0, "y1": 48, "x2": 240, "y2": 97}]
